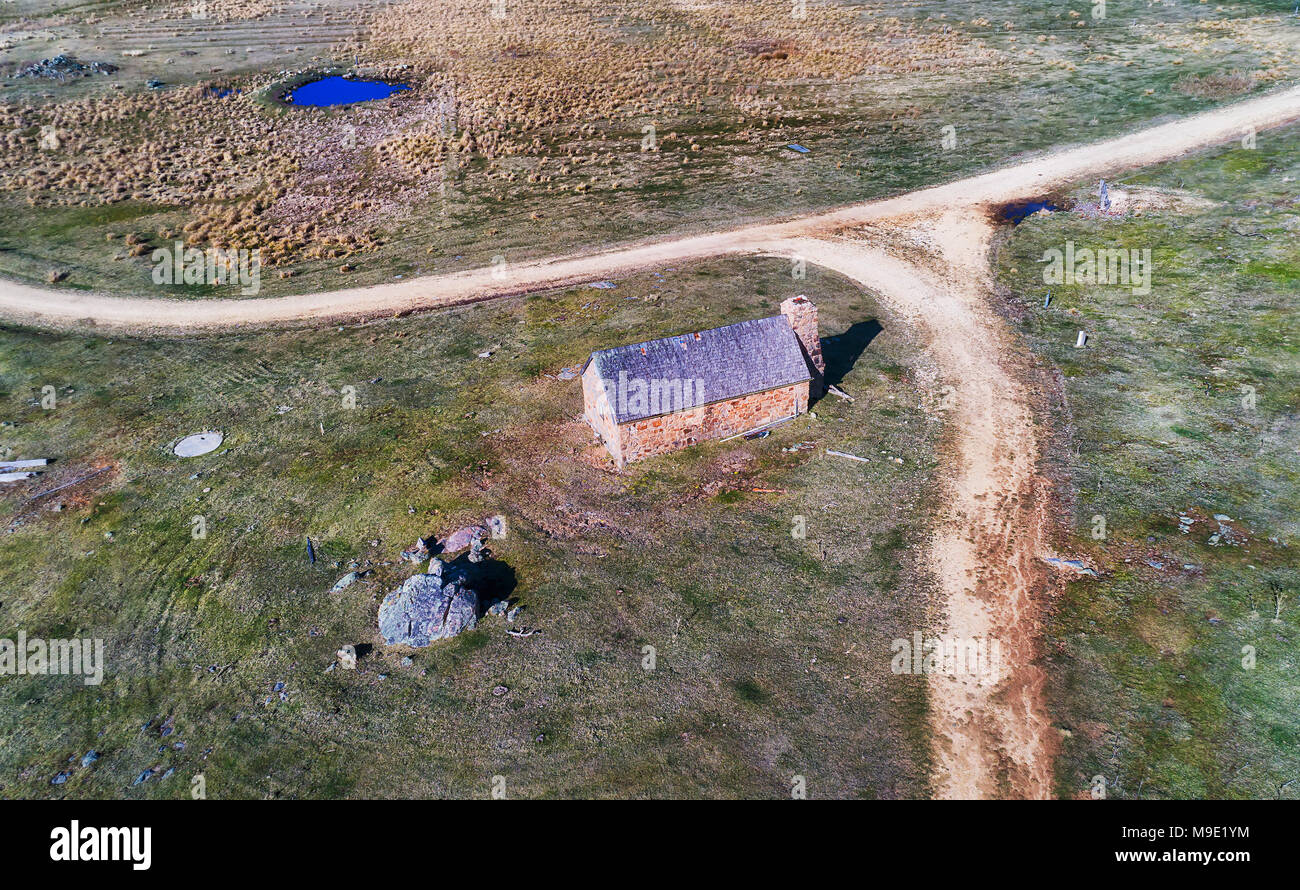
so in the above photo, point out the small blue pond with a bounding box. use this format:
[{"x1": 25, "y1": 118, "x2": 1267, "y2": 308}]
[
  {"x1": 287, "y1": 76, "x2": 410, "y2": 107},
  {"x1": 999, "y1": 199, "x2": 1061, "y2": 225}
]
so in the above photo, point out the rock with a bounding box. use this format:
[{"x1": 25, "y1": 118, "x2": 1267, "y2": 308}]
[
  {"x1": 506, "y1": 606, "x2": 521, "y2": 623},
  {"x1": 441, "y1": 525, "x2": 487, "y2": 554},
  {"x1": 13, "y1": 55, "x2": 119, "y2": 80},
  {"x1": 331, "y1": 571, "x2": 364, "y2": 592},
  {"x1": 468, "y1": 530, "x2": 485, "y2": 563},
  {"x1": 487, "y1": 515, "x2": 507, "y2": 539},
  {"x1": 80, "y1": 750, "x2": 100, "y2": 768},
  {"x1": 400, "y1": 536, "x2": 433, "y2": 563},
  {"x1": 377, "y1": 570, "x2": 479, "y2": 647},
  {"x1": 487, "y1": 599, "x2": 509, "y2": 617}
]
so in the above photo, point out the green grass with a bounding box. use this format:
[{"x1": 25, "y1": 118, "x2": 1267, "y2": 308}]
[
  {"x1": 0, "y1": 257, "x2": 939, "y2": 799},
  {"x1": 997, "y1": 123, "x2": 1300, "y2": 799}
]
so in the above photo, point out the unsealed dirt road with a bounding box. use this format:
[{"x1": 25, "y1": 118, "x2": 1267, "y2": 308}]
[
  {"x1": 769, "y1": 220, "x2": 1055, "y2": 799},
  {"x1": 4, "y1": 85, "x2": 1300, "y2": 798},
  {"x1": 3, "y1": 85, "x2": 1296, "y2": 332}
]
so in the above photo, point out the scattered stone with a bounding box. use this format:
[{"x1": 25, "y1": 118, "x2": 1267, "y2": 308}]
[
  {"x1": 1208, "y1": 518, "x2": 1248, "y2": 547},
  {"x1": 506, "y1": 606, "x2": 522, "y2": 623},
  {"x1": 492, "y1": 685, "x2": 509, "y2": 696},
  {"x1": 400, "y1": 536, "x2": 433, "y2": 563},
  {"x1": 13, "y1": 55, "x2": 118, "y2": 79},
  {"x1": 400, "y1": 656, "x2": 413, "y2": 667},
  {"x1": 487, "y1": 515, "x2": 507, "y2": 539},
  {"x1": 330, "y1": 571, "x2": 366, "y2": 592},
  {"x1": 80, "y1": 750, "x2": 100, "y2": 768},
  {"x1": 1044, "y1": 556, "x2": 1098, "y2": 577},
  {"x1": 441, "y1": 525, "x2": 487, "y2": 554},
  {"x1": 51, "y1": 770, "x2": 72, "y2": 785},
  {"x1": 468, "y1": 530, "x2": 485, "y2": 563},
  {"x1": 487, "y1": 599, "x2": 509, "y2": 617}
]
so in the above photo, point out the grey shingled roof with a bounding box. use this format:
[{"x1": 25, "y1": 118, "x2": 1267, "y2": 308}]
[{"x1": 586, "y1": 315, "x2": 811, "y2": 424}]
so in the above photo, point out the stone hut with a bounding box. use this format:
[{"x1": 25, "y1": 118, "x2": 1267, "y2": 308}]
[{"x1": 581, "y1": 296, "x2": 825, "y2": 466}]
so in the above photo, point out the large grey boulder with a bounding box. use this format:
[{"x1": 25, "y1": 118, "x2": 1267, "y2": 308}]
[{"x1": 377, "y1": 570, "x2": 479, "y2": 647}]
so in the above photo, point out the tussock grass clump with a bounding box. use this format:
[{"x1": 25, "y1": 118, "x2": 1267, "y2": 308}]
[{"x1": 1174, "y1": 70, "x2": 1256, "y2": 99}]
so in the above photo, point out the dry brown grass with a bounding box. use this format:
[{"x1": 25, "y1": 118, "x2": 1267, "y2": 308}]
[
  {"x1": 1174, "y1": 70, "x2": 1257, "y2": 100},
  {"x1": 0, "y1": 1, "x2": 1005, "y2": 269}
]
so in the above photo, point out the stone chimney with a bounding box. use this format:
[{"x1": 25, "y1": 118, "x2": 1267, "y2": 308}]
[{"x1": 781, "y1": 295, "x2": 824, "y2": 396}]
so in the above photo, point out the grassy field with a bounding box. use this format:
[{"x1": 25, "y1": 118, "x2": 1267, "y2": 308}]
[
  {"x1": 0, "y1": 257, "x2": 941, "y2": 799},
  {"x1": 996, "y1": 124, "x2": 1300, "y2": 799},
  {"x1": 1, "y1": 1, "x2": 1296, "y2": 296}
]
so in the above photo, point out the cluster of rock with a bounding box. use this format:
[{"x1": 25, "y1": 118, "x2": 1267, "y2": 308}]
[
  {"x1": 400, "y1": 515, "x2": 505, "y2": 565},
  {"x1": 376, "y1": 515, "x2": 511, "y2": 648},
  {"x1": 377, "y1": 558, "x2": 479, "y2": 648},
  {"x1": 12, "y1": 55, "x2": 118, "y2": 80}
]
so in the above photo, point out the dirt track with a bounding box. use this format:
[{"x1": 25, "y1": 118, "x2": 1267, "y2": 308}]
[
  {"x1": 772, "y1": 219, "x2": 1055, "y2": 799},
  {"x1": 2, "y1": 84, "x2": 1298, "y2": 332},
  {"x1": 5, "y1": 85, "x2": 1300, "y2": 798}
]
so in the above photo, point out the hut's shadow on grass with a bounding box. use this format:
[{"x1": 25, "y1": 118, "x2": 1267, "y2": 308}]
[{"x1": 821, "y1": 319, "x2": 882, "y2": 389}]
